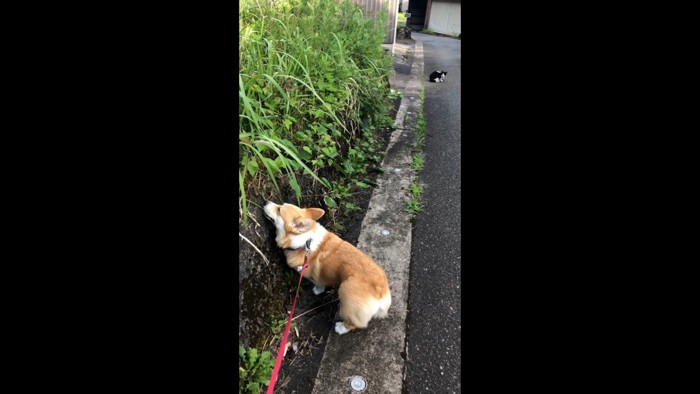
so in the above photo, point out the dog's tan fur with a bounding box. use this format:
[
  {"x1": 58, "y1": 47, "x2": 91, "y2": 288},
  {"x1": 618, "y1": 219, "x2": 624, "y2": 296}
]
[{"x1": 264, "y1": 201, "x2": 391, "y2": 334}]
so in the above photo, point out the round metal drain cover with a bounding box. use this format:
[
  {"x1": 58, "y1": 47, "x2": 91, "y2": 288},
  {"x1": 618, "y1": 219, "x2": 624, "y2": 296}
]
[{"x1": 350, "y1": 376, "x2": 366, "y2": 392}]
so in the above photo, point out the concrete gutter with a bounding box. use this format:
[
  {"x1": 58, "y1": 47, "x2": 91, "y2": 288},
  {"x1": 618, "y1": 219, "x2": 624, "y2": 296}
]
[{"x1": 311, "y1": 40, "x2": 424, "y2": 394}]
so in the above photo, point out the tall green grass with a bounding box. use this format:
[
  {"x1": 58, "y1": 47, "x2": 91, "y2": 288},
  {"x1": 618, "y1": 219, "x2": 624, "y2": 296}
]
[{"x1": 239, "y1": 0, "x2": 393, "y2": 226}]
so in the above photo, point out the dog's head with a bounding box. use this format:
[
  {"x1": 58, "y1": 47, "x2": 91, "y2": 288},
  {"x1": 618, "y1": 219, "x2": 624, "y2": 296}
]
[{"x1": 263, "y1": 201, "x2": 325, "y2": 249}]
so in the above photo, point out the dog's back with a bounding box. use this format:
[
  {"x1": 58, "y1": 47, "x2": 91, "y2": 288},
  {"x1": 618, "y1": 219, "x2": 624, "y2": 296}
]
[{"x1": 309, "y1": 231, "x2": 392, "y2": 334}]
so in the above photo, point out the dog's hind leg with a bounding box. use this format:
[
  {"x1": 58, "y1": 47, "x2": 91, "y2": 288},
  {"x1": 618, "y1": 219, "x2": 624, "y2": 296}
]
[
  {"x1": 373, "y1": 291, "x2": 392, "y2": 319},
  {"x1": 335, "y1": 280, "x2": 377, "y2": 335}
]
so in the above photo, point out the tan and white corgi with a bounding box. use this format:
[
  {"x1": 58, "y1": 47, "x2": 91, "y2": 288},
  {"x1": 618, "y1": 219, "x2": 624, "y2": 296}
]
[{"x1": 263, "y1": 201, "x2": 391, "y2": 335}]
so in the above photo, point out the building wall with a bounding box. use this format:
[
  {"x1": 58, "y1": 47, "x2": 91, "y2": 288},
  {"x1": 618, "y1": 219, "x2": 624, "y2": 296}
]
[
  {"x1": 427, "y1": 0, "x2": 460, "y2": 36},
  {"x1": 407, "y1": 0, "x2": 427, "y2": 29},
  {"x1": 353, "y1": 0, "x2": 399, "y2": 44}
]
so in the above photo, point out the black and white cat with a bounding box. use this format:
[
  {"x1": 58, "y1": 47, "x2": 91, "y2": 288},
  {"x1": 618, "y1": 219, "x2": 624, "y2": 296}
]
[{"x1": 429, "y1": 70, "x2": 447, "y2": 83}]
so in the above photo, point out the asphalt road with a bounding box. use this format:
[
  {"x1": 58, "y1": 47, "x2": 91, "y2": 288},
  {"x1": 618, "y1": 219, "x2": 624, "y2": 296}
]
[{"x1": 403, "y1": 33, "x2": 461, "y2": 394}]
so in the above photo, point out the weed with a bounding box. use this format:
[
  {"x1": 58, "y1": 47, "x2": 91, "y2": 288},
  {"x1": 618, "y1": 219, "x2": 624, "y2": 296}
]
[
  {"x1": 283, "y1": 271, "x2": 296, "y2": 293},
  {"x1": 405, "y1": 197, "x2": 425, "y2": 215},
  {"x1": 283, "y1": 271, "x2": 313, "y2": 294},
  {"x1": 405, "y1": 181, "x2": 424, "y2": 215},
  {"x1": 342, "y1": 201, "x2": 362, "y2": 212},
  {"x1": 415, "y1": 87, "x2": 426, "y2": 147},
  {"x1": 239, "y1": 345, "x2": 275, "y2": 393},
  {"x1": 412, "y1": 87, "x2": 426, "y2": 160},
  {"x1": 271, "y1": 317, "x2": 298, "y2": 343},
  {"x1": 415, "y1": 116, "x2": 426, "y2": 147},
  {"x1": 329, "y1": 222, "x2": 345, "y2": 232},
  {"x1": 407, "y1": 85, "x2": 426, "y2": 216},
  {"x1": 409, "y1": 182, "x2": 423, "y2": 198},
  {"x1": 411, "y1": 151, "x2": 424, "y2": 171}
]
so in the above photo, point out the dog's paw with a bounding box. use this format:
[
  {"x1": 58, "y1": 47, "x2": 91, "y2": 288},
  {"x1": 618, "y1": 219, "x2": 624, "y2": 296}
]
[
  {"x1": 335, "y1": 322, "x2": 349, "y2": 335},
  {"x1": 312, "y1": 285, "x2": 325, "y2": 295}
]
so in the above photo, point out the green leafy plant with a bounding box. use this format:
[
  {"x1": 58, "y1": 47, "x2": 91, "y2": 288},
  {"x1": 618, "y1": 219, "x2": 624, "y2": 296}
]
[
  {"x1": 410, "y1": 182, "x2": 422, "y2": 196},
  {"x1": 406, "y1": 198, "x2": 425, "y2": 215},
  {"x1": 282, "y1": 271, "x2": 296, "y2": 293},
  {"x1": 414, "y1": 87, "x2": 426, "y2": 148},
  {"x1": 415, "y1": 117, "x2": 426, "y2": 147},
  {"x1": 405, "y1": 182, "x2": 425, "y2": 215},
  {"x1": 411, "y1": 152, "x2": 424, "y2": 171},
  {"x1": 271, "y1": 317, "x2": 298, "y2": 343},
  {"x1": 239, "y1": 345, "x2": 275, "y2": 393}
]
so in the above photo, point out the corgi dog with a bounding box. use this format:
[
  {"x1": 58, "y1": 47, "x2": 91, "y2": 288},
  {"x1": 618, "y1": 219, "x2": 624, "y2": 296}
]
[{"x1": 263, "y1": 201, "x2": 391, "y2": 335}]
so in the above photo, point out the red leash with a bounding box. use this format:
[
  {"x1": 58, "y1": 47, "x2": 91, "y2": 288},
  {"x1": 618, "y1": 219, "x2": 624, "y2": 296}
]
[{"x1": 267, "y1": 240, "x2": 311, "y2": 394}]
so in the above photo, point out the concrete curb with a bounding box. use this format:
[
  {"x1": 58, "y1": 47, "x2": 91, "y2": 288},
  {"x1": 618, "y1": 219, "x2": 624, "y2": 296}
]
[{"x1": 310, "y1": 41, "x2": 424, "y2": 394}]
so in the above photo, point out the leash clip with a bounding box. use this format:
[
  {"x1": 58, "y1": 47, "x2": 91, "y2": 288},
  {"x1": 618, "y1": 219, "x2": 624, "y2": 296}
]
[
  {"x1": 303, "y1": 238, "x2": 311, "y2": 269},
  {"x1": 304, "y1": 238, "x2": 311, "y2": 258}
]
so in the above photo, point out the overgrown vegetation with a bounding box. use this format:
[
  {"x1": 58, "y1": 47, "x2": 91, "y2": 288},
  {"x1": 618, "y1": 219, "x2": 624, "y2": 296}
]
[
  {"x1": 239, "y1": 345, "x2": 275, "y2": 394},
  {"x1": 239, "y1": 0, "x2": 394, "y2": 228},
  {"x1": 239, "y1": 0, "x2": 396, "y2": 378},
  {"x1": 407, "y1": 86, "x2": 426, "y2": 215}
]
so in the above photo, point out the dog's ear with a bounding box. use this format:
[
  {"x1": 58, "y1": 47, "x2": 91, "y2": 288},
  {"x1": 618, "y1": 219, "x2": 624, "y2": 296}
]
[
  {"x1": 290, "y1": 217, "x2": 314, "y2": 234},
  {"x1": 305, "y1": 208, "x2": 325, "y2": 221}
]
